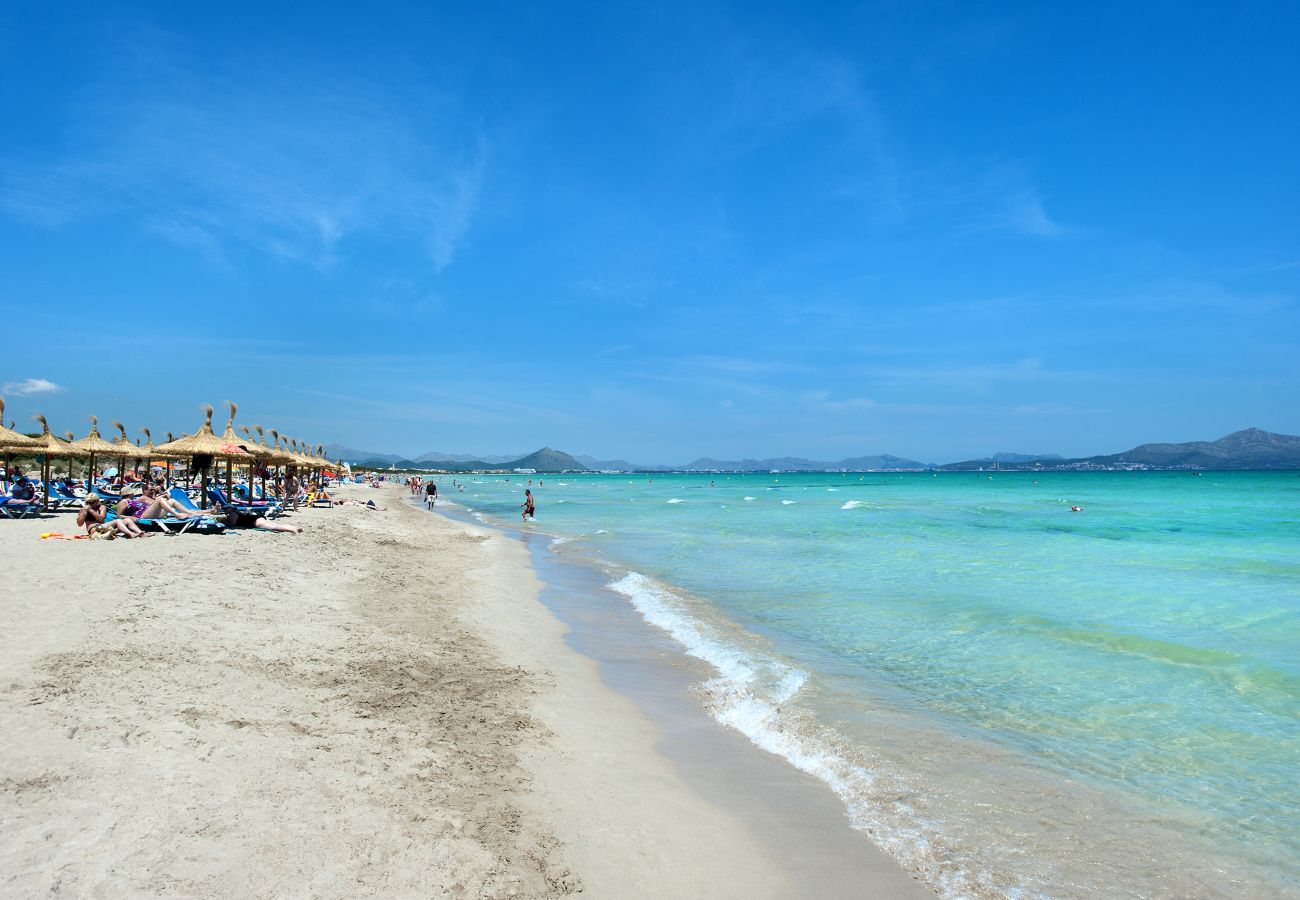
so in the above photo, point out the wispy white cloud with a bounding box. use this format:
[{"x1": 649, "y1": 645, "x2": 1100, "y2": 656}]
[
  {"x1": 2, "y1": 378, "x2": 64, "y2": 396},
  {"x1": 1001, "y1": 187, "x2": 1066, "y2": 238},
  {"x1": 0, "y1": 33, "x2": 487, "y2": 272},
  {"x1": 801, "y1": 390, "x2": 876, "y2": 411}
]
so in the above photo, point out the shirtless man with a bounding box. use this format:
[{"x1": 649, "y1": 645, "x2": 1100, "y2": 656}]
[{"x1": 521, "y1": 488, "x2": 535, "y2": 521}]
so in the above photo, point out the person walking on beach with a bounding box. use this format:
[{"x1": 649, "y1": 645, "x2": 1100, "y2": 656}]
[
  {"x1": 425, "y1": 480, "x2": 438, "y2": 508},
  {"x1": 521, "y1": 489, "x2": 535, "y2": 521}
]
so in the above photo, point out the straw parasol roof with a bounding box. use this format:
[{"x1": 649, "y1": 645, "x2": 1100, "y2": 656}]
[
  {"x1": 218, "y1": 401, "x2": 254, "y2": 456},
  {"x1": 70, "y1": 416, "x2": 121, "y2": 455},
  {"x1": 0, "y1": 397, "x2": 42, "y2": 452},
  {"x1": 243, "y1": 424, "x2": 292, "y2": 464},
  {"x1": 111, "y1": 421, "x2": 151, "y2": 459},
  {"x1": 155, "y1": 405, "x2": 251, "y2": 459},
  {"x1": 138, "y1": 427, "x2": 175, "y2": 460},
  {"x1": 30, "y1": 415, "x2": 79, "y2": 457},
  {"x1": 291, "y1": 438, "x2": 317, "y2": 467}
]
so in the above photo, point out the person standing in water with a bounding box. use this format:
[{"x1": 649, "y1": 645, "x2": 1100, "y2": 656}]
[{"x1": 521, "y1": 489, "x2": 535, "y2": 521}]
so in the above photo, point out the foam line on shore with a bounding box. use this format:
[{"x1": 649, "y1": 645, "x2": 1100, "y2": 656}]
[{"x1": 608, "y1": 571, "x2": 1013, "y2": 899}]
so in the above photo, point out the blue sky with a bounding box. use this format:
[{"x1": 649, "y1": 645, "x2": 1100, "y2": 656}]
[{"x1": 2, "y1": 2, "x2": 1297, "y2": 463}]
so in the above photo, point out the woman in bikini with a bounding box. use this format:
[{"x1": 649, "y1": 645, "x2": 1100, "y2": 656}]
[
  {"x1": 115, "y1": 485, "x2": 207, "y2": 522},
  {"x1": 78, "y1": 493, "x2": 147, "y2": 538}
]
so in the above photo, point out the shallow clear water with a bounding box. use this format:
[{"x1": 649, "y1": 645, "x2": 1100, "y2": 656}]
[{"x1": 442, "y1": 471, "x2": 1300, "y2": 897}]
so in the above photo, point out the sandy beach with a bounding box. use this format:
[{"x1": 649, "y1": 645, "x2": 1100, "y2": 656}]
[{"x1": 1, "y1": 483, "x2": 928, "y2": 898}]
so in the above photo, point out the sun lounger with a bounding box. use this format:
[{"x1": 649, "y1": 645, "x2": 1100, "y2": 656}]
[
  {"x1": 46, "y1": 483, "x2": 85, "y2": 509},
  {"x1": 0, "y1": 496, "x2": 40, "y2": 519},
  {"x1": 111, "y1": 493, "x2": 225, "y2": 535},
  {"x1": 207, "y1": 486, "x2": 283, "y2": 518}
]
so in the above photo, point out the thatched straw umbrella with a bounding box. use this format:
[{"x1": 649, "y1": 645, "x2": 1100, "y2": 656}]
[
  {"x1": 0, "y1": 397, "x2": 42, "y2": 491},
  {"x1": 213, "y1": 401, "x2": 256, "y2": 498},
  {"x1": 137, "y1": 428, "x2": 173, "y2": 486},
  {"x1": 269, "y1": 430, "x2": 308, "y2": 508},
  {"x1": 156, "y1": 404, "x2": 250, "y2": 509},
  {"x1": 242, "y1": 424, "x2": 294, "y2": 500},
  {"x1": 111, "y1": 421, "x2": 150, "y2": 483},
  {"x1": 30, "y1": 415, "x2": 81, "y2": 510},
  {"x1": 70, "y1": 416, "x2": 121, "y2": 497},
  {"x1": 292, "y1": 439, "x2": 316, "y2": 469}
]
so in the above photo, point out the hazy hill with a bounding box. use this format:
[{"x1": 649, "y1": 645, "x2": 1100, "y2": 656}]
[
  {"x1": 680, "y1": 453, "x2": 928, "y2": 472},
  {"x1": 574, "y1": 454, "x2": 670, "y2": 472},
  {"x1": 438, "y1": 447, "x2": 590, "y2": 473},
  {"x1": 414, "y1": 450, "x2": 524, "y2": 465},
  {"x1": 325, "y1": 443, "x2": 403, "y2": 465},
  {"x1": 941, "y1": 428, "x2": 1300, "y2": 471},
  {"x1": 1089, "y1": 428, "x2": 1300, "y2": 469}
]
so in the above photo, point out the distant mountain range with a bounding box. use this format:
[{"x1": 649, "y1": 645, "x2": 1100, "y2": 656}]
[
  {"x1": 940, "y1": 428, "x2": 1300, "y2": 471},
  {"x1": 674, "y1": 453, "x2": 930, "y2": 472},
  {"x1": 328, "y1": 428, "x2": 1300, "y2": 473}
]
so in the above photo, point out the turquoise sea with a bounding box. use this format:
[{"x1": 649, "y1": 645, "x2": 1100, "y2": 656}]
[{"x1": 436, "y1": 471, "x2": 1299, "y2": 898}]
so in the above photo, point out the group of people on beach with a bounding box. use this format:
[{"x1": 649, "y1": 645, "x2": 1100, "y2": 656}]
[
  {"x1": 71, "y1": 481, "x2": 303, "y2": 538},
  {"x1": 402, "y1": 474, "x2": 534, "y2": 521},
  {"x1": 0, "y1": 462, "x2": 330, "y2": 539}
]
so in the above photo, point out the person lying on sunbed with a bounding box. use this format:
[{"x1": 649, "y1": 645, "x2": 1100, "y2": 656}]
[
  {"x1": 217, "y1": 505, "x2": 303, "y2": 533},
  {"x1": 333, "y1": 498, "x2": 384, "y2": 509},
  {"x1": 116, "y1": 484, "x2": 207, "y2": 521},
  {"x1": 78, "y1": 493, "x2": 147, "y2": 538},
  {"x1": 5, "y1": 473, "x2": 40, "y2": 510}
]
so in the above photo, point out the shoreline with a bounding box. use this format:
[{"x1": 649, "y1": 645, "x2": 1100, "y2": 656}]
[
  {"x1": 426, "y1": 493, "x2": 932, "y2": 897},
  {"x1": 427, "y1": 474, "x2": 1297, "y2": 900},
  {"x1": 1, "y1": 482, "x2": 928, "y2": 897}
]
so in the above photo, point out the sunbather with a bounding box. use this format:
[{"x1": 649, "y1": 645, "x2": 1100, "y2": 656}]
[
  {"x1": 219, "y1": 505, "x2": 303, "y2": 534},
  {"x1": 78, "y1": 494, "x2": 146, "y2": 538},
  {"x1": 333, "y1": 498, "x2": 384, "y2": 509},
  {"x1": 116, "y1": 484, "x2": 207, "y2": 521},
  {"x1": 5, "y1": 473, "x2": 40, "y2": 510}
]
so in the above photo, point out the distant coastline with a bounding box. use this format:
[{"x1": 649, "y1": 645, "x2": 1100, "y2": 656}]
[{"x1": 331, "y1": 427, "x2": 1300, "y2": 474}]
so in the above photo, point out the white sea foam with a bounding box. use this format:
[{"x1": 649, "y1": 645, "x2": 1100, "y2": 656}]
[
  {"x1": 841, "y1": 500, "x2": 868, "y2": 510},
  {"x1": 744, "y1": 496, "x2": 757, "y2": 501},
  {"x1": 607, "y1": 572, "x2": 980, "y2": 897},
  {"x1": 550, "y1": 536, "x2": 570, "y2": 547},
  {"x1": 827, "y1": 488, "x2": 840, "y2": 492},
  {"x1": 594, "y1": 529, "x2": 608, "y2": 534},
  {"x1": 666, "y1": 498, "x2": 686, "y2": 504},
  {"x1": 557, "y1": 499, "x2": 568, "y2": 503},
  {"x1": 782, "y1": 500, "x2": 796, "y2": 505}
]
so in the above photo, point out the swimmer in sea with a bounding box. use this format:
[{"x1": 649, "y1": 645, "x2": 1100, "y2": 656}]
[{"x1": 521, "y1": 489, "x2": 535, "y2": 521}]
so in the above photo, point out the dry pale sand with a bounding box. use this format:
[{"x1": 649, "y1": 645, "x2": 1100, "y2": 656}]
[{"x1": 1, "y1": 483, "x2": 929, "y2": 898}]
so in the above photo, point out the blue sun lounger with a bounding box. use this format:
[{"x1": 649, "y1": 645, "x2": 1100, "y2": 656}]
[
  {"x1": 109, "y1": 490, "x2": 225, "y2": 535},
  {"x1": 206, "y1": 485, "x2": 283, "y2": 518},
  {"x1": 0, "y1": 496, "x2": 40, "y2": 519},
  {"x1": 46, "y1": 482, "x2": 85, "y2": 509}
]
